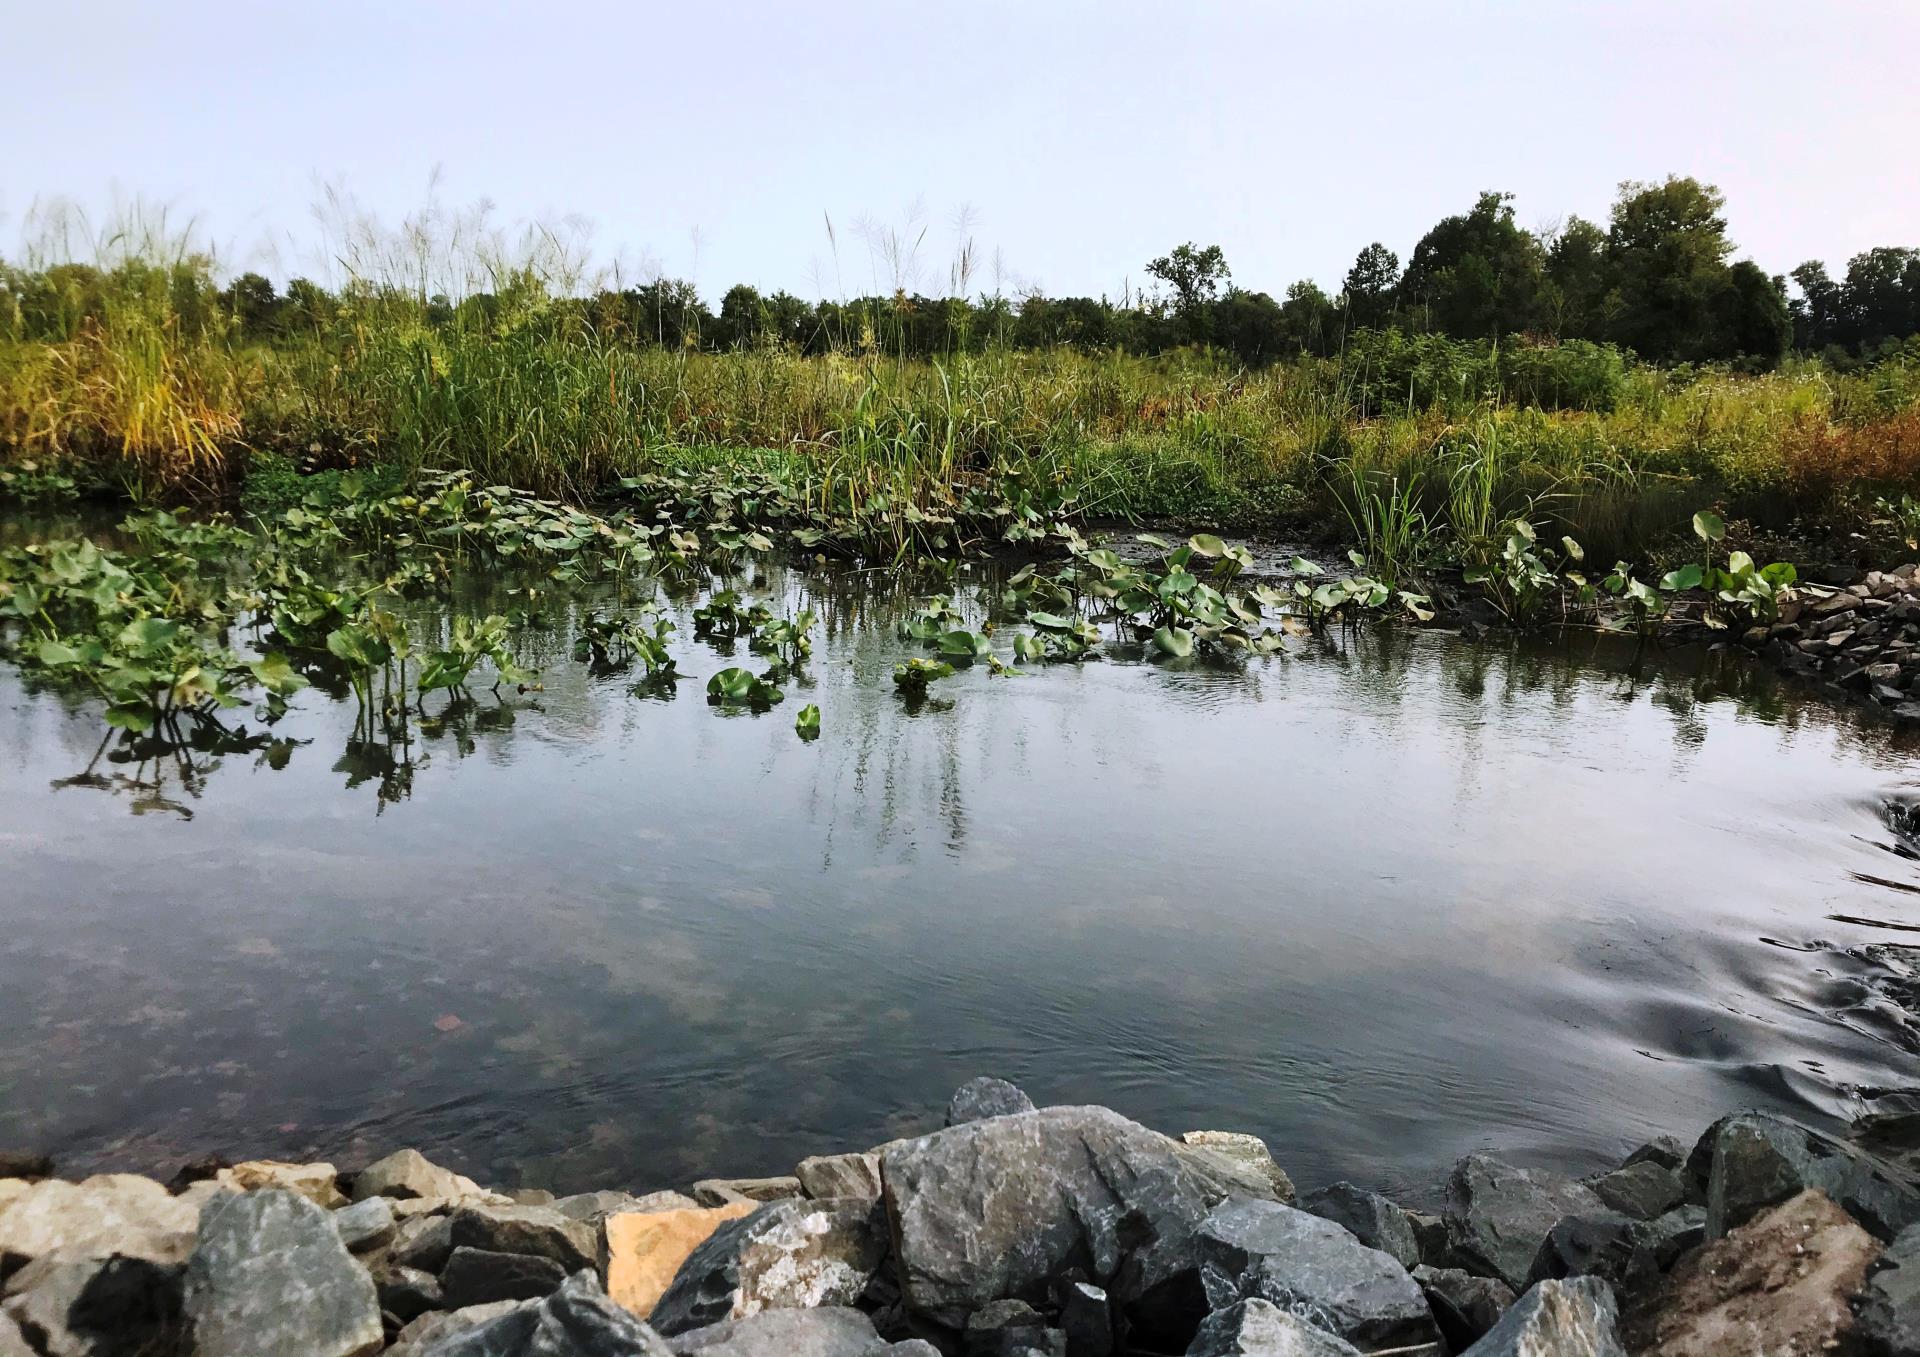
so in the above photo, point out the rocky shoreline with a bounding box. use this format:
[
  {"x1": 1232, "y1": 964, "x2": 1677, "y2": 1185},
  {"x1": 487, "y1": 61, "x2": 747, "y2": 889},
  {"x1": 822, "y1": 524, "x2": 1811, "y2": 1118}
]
[{"x1": 3, "y1": 1079, "x2": 1919, "y2": 1355}]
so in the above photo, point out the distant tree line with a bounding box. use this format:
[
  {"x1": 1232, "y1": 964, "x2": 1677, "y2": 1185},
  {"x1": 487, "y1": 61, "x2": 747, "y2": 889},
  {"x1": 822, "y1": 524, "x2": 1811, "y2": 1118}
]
[{"x1": 7, "y1": 176, "x2": 1918, "y2": 373}]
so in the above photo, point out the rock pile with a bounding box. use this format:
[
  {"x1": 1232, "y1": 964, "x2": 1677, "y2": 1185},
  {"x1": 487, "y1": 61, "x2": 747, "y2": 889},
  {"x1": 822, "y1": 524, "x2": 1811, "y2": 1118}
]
[
  {"x1": 3, "y1": 1087, "x2": 1920, "y2": 1355},
  {"x1": 1749, "y1": 568, "x2": 1920, "y2": 720}
]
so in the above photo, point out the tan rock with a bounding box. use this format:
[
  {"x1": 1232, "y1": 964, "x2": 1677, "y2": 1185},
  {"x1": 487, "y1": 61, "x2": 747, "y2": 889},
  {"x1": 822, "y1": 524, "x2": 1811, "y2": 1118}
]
[
  {"x1": 220, "y1": 1159, "x2": 347, "y2": 1209},
  {"x1": 605, "y1": 1202, "x2": 756, "y2": 1318},
  {"x1": 1624, "y1": 1188, "x2": 1881, "y2": 1356},
  {"x1": 0, "y1": 1175, "x2": 198, "y2": 1271},
  {"x1": 0, "y1": 1185, "x2": 27, "y2": 1216},
  {"x1": 350, "y1": 1149, "x2": 509, "y2": 1207}
]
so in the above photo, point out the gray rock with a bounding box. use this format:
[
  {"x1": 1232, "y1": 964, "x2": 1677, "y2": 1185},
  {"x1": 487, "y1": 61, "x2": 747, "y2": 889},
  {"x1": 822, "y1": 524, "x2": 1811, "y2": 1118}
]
[
  {"x1": 379, "y1": 1265, "x2": 445, "y2": 1323},
  {"x1": 1297, "y1": 1183, "x2": 1420, "y2": 1270},
  {"x1": 1623, "y1": 1135, "x2": 1693, "y2": 1174},
  {"x1": 1060, "y1": 1281, "x2": 1112, "y2": 1357},
  {"x1": 1411, "y1": 1265, "x2": 1514, "y2": 1352},
  {"x1": 185, "y1": 1187, "x2": 384, "y2": 1357},
  {"x1": 0, "y1": 1312, "x2": 27, "y2": 1357},
  {"x1": 946, "y1": 1077, "x2": 1036, "y2": 1126},
  {"x1": 439, "y1": 1248, "x2": 568, "y2": 1308},
  {"x1": 669, "y1": 1305, "x2": 885, "y2": 1356},
  {"x1": 1194, "y1": 1197, "x2": 1439, "y2": 1353},
  {"x1": 1460, "y1": 1276, "x2": 1623, "y2": 1356},
  {"x1": 0, "y1": 1175, "x2": 198, "y2": 1274},
  {"x1": 648, "y1": 1198, "x2": 884, "y2": 1336},
  {"x1": 1857, "y1": 1221, "x2": 1920, "y2": 1356},
  {"x1": 1405, "y1": 1211, "x2": 1449, "y2": 1268},
  {"x1": 333, "y1": 1196, "x2": 397, "y2": 1252},
  {"x1": 448, "y1": 1204, "x2": 598, "y2": 1273},
  {"x1": 1185, "y1": 1297, "x2": 1359, "y2": 1355},
  {"x1": 965, "y1": 1298, "x2": 1061, "y2": 1356},
  {"x1": 555, "y1": 1191, "x2": 696, "y2": 1223},
  {"x1": 795, "y1": 1154, "x2": 882, "y2": 1203},
  {"x1": 1, "y1": 1250, "x2": 186, "y2": 1357},
  {"x1": 1586, "y1": 1160, "x2": 1685, "y2": 1220},
  {"x1": 879, "y1": 1105, "x2": 1228, "y2": 1328},
  {"x1": 352, "y1": 1149, "x2": 505, "y2": 1206},
  {"x1": 1176, "y1": 1134, "x2": 1296, "y2": 1206},
  {"x1": 1641, "y1": 1205, "x2": 1706, "y2": 1270},
  {"x1": 415, "y1": 1270, "x2": 669, "y2": 1355},
  {"x1": 1523, "y1": 1211, "x2": 1655, "y2": 1290},
  {"x1": 1442, "y1": 1153, "x2": 1605, "y2": 1291},
  {"x1": 690, "y1": 1179, "x2": 802, "y2": 1209},
  {"x1": 394, "y1": 1214, "x2": 457, "y2": 1272},
  {"x1": 387, "y1": 1301, "x2": 530, "y2": 1357},
  {"x1": 1697, "y1": 1110, "x2": 1920, "y2": 1240}
]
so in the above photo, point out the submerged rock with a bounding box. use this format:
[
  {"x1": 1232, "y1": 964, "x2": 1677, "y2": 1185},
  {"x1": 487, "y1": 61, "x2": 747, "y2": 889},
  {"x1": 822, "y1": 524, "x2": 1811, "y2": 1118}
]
[
  {"x1": 1623, "y1": 1189, "x2": 1880, "y2": 1357},
  {"x1": 946, "y1": 1077, "x2": 1037, "y2": 1126},
  {"x1": 1462, "y1": 1276, "x2": 1623, "y2": 1356},
  {"x1": 1194, "y1": 1196, "x2": 1439, "y2": 1353},
  {"x1": 1696, "y1": 1110, "x2": 1920, "y2": 1241},
  {"x1": 184, "y1": 1187, "x2": 384, "y2": 1357},
  {"x1": 1442, "y1": 1153, "x2": 1605, "y2": 1291},
  {"x1": 1, "y1": 1250, "x2": 186, "y2": 1357},
  {"x1": 1856, "y1": 1221, "x2": 1920, "y2": 1356},
  {"x1": 1411, "y1": 1264, "x2": 1514, "y2": 1352},
  {"x1": 606, "y1": 1203, "x2": 757, "y2": 1319},
  {"x1": 0, "y1": 1175, "x2": 197, "y2": 1275},
  {"x1": 879, "y1": 1105, "x2": 1226, "y2": 1328},
  {"x1": 1176, "y1": 1133, "x2": 1297, "y2": 1206},
  {"x1": 1298, "y1": 1183, "x2": 1420, "y2": 1270},
  {"x1": 1185, "y1": 1297, "x2": 1360, "y2": 1355},
  {"x1": 410, "y1": 1271, "x2": 668, "y2": 1355},
  {"x1": 646, "y1": 1198, "x2": 884, "y2": 1336}
]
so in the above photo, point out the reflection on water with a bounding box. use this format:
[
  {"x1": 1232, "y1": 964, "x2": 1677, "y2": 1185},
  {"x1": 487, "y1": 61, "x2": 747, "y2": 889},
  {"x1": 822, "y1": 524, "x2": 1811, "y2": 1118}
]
[{"x1": 3, "y1": 555, "x2": 1920, "y2": 1201}]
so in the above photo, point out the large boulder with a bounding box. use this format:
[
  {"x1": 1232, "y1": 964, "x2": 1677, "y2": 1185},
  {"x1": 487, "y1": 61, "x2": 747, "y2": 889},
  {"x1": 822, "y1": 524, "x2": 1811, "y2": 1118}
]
[
  {"x1": 0, "y1": 1175, "x2": 197, "y2": 1275},
  {"x1": 447, "y1": 1204, "x2": 598, "y2": 1273},
  {"x1": 1622, "y1": 1189, "x2": 1881, "y2": 1357},
  {"x1": 878, "y1": 1105, "x2": 1228, "y2": 1328},
  {"x1": 184, "y1": 1187, "x2": 384, "y2": 1357},
  {"x1": 1411, "y1": 1265, "x2": 1513, "y2": 1352},
  {"x1": 1462, "y1": 1276, "x2": 1623, "y2": 1356},
  {"x1": 1297, "y1": 1184, "x2": 1420, "y2": 1270},
  {"x1": 647, "y1": 1199, "x2": 884, "y2": 1336},
  {"x1": 669, "y1": 1305, "x2": 904, "y2": 1356},
  {"x1": 1695, "y1": 1111, "x2": 1920, "y2": 1241},
  {"x1": 410, "y1": 1270, "x2": 669, "y2": 1355},
  {"x1": 946, "y1": 1077, "x2": 1036, "y2": 1126},
  {"x1": 1442, "y1": 1154, "x2": 1605, "y2": 1291},
  {"x1": 1, "y1": 1249, "x2": 186, "y2": 1357},
  {"x1": 1856, "y1": 1221, "x2": 1920, "y2": 1356},
  {"x1": 1185, "y1": 1297, "x2": 1359, "y2": 1355},
  {"x1": 352, "y1": 1149, "x2": 509, "y2": 1207},
  {"x1": 1176, "y1": 1134, "x2": 1296, "y2": 1206},
  {"x1": 606, "y1": 1203, "x2": 758, "y2": 1319},
  {"x1": 1193, "y1": 1197, "x2": 1439, "y2": 1353}
]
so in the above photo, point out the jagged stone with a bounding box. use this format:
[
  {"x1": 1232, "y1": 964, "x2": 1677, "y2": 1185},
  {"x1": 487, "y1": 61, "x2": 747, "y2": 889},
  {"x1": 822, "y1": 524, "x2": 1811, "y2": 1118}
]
[
  {"x1": 1464, "y1": 1276, "x2": 1623, "y2": 1356},
  {"x1": 1194, "y1": 1196, "x2": 1439, "y2": 1353},
  {"x1": 1442, "y1": 1153, "x2": 1605, "y2": 1290},
  {"x1": 1586, "y1": 1161, "x2": 1685, "y2": 1221},
  {"x1": 795, "y1": 1154, "x2": 882, "y2": 1203},
  {"x1": 1856, "y1": 1221, "x2": 1920, "y2": 1356},
  {"x1": 351, "y1": 1149, "x2": 509, "y2": 1207},
  {"x1": 1, "y1": 1249, "x2": 186, "y2": 1357},
  {"x1": 333, "y1": 1196, "x2": 397, "y2": 1252},
  {"x1": 1405, "y1": 1211, "x2": 1449, "y2": 1267},
  {"x1": 1411, "y1": 1264, "x2": 1513, "y2": 1352},
  {"x1": 1641, "y1": 1206, "x2": 1705, "y2": 1270},
  {"x1": 221, "y1": 1159, "x2": 347, "y2": 1208},
  {"x1": 379, "y1": 1265, "x2": 445, "y2": 1323},
  {"x1": 669, "y1": 1305, "x2": 889, "y2": 1356},
  {"x1": 690, "y1": 1179, "x2": 801, "y2": 1208},
  {"x1": 1695, "y1": 1110, "x2": 1920, "y2": 1240},
  {"x1": 964, "y1": 1298, "x2": 1059, "y2": 1355},
  {"x1": 605, "y1": 1203, "x2": 757, "y2": 1319},
  {"x1": 1298, "y1": 1183, "x2": 1420, "y2": 1269},
  {"x1": 1060, "y1": 1281, "x2": 1112, "y2": 1357},
  {"x1": 1185, "y1": 1297, "x2": 1360, "y2": 1355},
  {"x1": 439, "y1": 1248, "x2": 568, "y2": 1308},
  {"x1": 0, "y1": 1175, "x2": 198, "y2": 1275},
  {"x1": 946, "y1": 1077, "x2": 1037, "y2": 1126},
  {"x1": 1623, "y1": 1189, "x2": 1880, "y2": 1357},
  {"x1": 1524, "y1": 1211, "x2": 1655, "y2": 1290},
  {"x1": 386, "y1": 1301, "x2": 529, "y2": 1357},
  {"x1": 879, "y1": 1105, "x2": 1227, "y2": 1328},
  {"x1": 1176, "y1": 1133, "x2": 1296, "y2": 1206},
  {"x1": 448, "y1": 1204, "x2": 598, "y2": 1273},
  {"x1": 184, "y1": 1187, "x2": 383, "y2": 1357},
  {"x1": 394, "y1": 1213, "x2": 457, "y2": 1272},
  {"x1": 646, "y1": 1198, "x2": 884, "y2": 1336},
  {"x1": 409, "y1": 1271, "x2": 668, "y2": 1355}
]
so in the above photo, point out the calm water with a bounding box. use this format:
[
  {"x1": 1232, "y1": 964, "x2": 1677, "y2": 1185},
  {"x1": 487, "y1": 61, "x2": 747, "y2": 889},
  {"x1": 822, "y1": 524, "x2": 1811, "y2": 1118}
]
[{"x1": 4, "y1": 552, "x2": 1920, "y2": 1203}]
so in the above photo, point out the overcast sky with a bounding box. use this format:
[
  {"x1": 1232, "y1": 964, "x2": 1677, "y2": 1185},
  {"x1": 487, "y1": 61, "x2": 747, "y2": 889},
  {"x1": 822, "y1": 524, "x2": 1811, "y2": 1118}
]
[{"x1": 6, "y1": 1, "x2": 1915, "y2": 299}]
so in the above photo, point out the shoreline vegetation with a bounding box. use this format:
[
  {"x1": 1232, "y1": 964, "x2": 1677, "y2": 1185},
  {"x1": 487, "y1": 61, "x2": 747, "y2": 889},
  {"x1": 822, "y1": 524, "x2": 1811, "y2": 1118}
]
[{"x1": 1, "y1": 1078, "x2": 1917, "y2": 1354}]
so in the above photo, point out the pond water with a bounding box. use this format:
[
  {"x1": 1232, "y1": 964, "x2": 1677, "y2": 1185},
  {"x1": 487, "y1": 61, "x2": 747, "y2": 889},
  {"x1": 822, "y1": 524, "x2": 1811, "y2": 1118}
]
[{"x1": 3, "y1": 550, "x2": 1920, "y2": 1202}]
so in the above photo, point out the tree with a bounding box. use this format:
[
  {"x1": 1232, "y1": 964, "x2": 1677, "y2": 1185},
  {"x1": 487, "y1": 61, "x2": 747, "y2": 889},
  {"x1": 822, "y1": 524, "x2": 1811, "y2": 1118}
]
[
  {"x1": 1715, "y1": 261, "x2": 1791, "y2": 367},
  {"x1": 1841, "y1": 247, "x2": 1920, "y2": 351},
  {"x1": 1604, "y1": 177, "x2": 1735, "y2": 361},
  {"x1": 1542, "y1": 216, "x2": 1612, "y2": 339},
  {"x1": 1147, "y1": 242, "x2": 1230, "y2": 341},
  {"x1": 1397, "y1": 191, "x2": 1545, "y2": 339},
  {"x1": 1341, "y1": 243, "x2": 1399, "y2": 330},
  {"x1": 1278, "y1": 280, "x2": 1340, "y2": 356},
  {"x1": 222, "y1": 272, "x2": 282, "y2": 339},
  {"x1": 1211, "y1": 289, "x2": 1288, "y2": 364}
]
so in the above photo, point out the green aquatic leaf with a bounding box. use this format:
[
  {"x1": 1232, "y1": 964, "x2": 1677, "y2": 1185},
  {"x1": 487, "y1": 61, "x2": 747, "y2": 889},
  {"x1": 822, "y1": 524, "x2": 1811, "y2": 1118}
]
[
  {"x1": 795, "y1": 703, "x2": 821, "y2": 739},
  {"x1": 1660, "y1": 564, "x2": 1704, "y2": 592},
  {"x1": 1693, "y1": 511, "x2": 1726, "y2": 543},
  {"x1": 1151, "y1": 625, "x2": 1195, "y2": 657}
]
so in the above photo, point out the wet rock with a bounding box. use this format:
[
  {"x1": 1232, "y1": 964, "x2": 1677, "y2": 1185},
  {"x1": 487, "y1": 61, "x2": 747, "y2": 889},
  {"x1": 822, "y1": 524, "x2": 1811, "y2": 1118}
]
[
  {"x1": 1194, "y1": 1196, "x2": 1439, "y2": 1353},
  {"x1": 394, "y1": 1214, "x2": 458, "y2": 1273},
  {"x1": 795, "y1": 1154, "x2": 882, "y2": 1203},
  {"x1": 1297, "y1": 1183, "x2": 1420, "y2": 1270},
  {"x1": 351, "y1": 1149, "x2": 508, "y2": 1207},
  {"x1": 439, "y1": 1247, "x2": 569, "y2": 1308},
  {"x1": 1524, "y1": 1211, "x2": 1655, "y2": 1291},
  {"x1": 690, "y1": 1178, "x2": 801, "y2": 1208},
  {"x1": 1, "y1": 1250, "x2": 186, "y2": 1357},
  {"x1": 1696, "y1": 1110, "x2": 1920, "y2": 1240},
  {"x1": 221, "y1": 1159, "x2": 347, "y2": 1208},
  {"x1": 0, "y1": 1175, "x2": 198, "y2": 1275},
  {"x1": 946, "y1": 1077, "x2": 1037, "y2": 1126},
  {"x1": 1442, "y1": 1153, "x2": 1605, "y2": 1290},
  {"x1": 1465, "y1": 1276, "x2": 1623, "y2": 1356},
  {"x1": 879, "y1": 1105, "x2": 1226, "y2": 1328},
  {"x1": 1856, "y1": 1221, "x2": 1920, "y2": 1356},
  {"x1": 379, "y1": 1265, "x2": 445, "y2": 1323},
  {"x1": 1176, "y1": 1133, "x2": 1297, "y2": 1205},
  {"x1": 670, "y1": 1305, "x2": 887, "y2": 1356},
  {"x1": 185, "y1": 1187, "x2": 384, "y2": 1357},
  {"x1": 0, "y1": 1157, "x2": 51, "y2": 1184},
  {"x1": 333, "y1": 1196, "x2": 397, "y2": 1252},
  {"x1": 1186, "y1": 1297, "x2": 1360, "y2": 1355},
  {"x1": 1623, "y1": 1189, "x2": 1879, "y2": 1357},
  {"x1": 647, "y1": 1198, "x2": 884, "y2": 1336},
  {"x1": 1640, "y1": 1206, "x2": 1705, "y2": 1270},
  {"x1": 605, "y1": 1203, "x2": 757, "y2": 1318},
  {"x1": 410, "y1": 1271, "x2": 669, "y2": 1355},
  {"x1": 387, "y1": 1301, "x2": 530, "y2": 1357},
  {"x1": 448, "y1": 1204, "x2": 598, "y2": 1273},
  {"x1": 1060, "y1": 1280, "x2": 1112, "y2": 1357},
  {"x1": 1411, "y1": 1264, "x2": 1514, "y2": 1352},
  {"x1": 558, "y1": 1191, "x2": 697, "y2": 1224},
  {"x1": 1586, "y1": 1161, "x2": 1685, "y2": 1221}
]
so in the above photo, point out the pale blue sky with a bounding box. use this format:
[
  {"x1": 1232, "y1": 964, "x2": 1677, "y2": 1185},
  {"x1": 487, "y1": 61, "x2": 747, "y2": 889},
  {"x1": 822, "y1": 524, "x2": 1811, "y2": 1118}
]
[{"x1": 6, "y1": 1, "x2": 1916, "y2": 299}]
